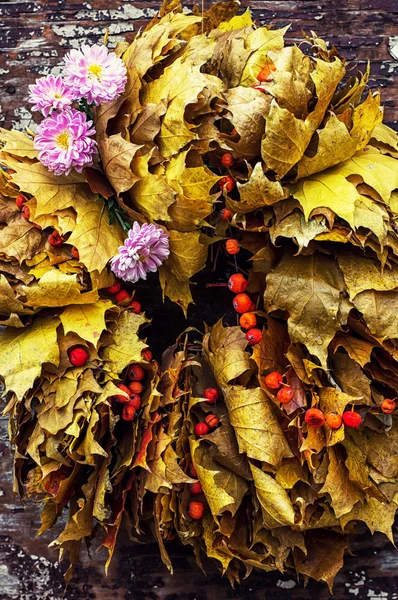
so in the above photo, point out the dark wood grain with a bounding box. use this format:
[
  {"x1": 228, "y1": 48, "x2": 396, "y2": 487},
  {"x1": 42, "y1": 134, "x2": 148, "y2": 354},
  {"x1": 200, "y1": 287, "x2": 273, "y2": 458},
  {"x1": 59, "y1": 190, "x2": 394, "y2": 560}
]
[{"x1": 1, "y1": 1, "x2": 398, "y2": 598}]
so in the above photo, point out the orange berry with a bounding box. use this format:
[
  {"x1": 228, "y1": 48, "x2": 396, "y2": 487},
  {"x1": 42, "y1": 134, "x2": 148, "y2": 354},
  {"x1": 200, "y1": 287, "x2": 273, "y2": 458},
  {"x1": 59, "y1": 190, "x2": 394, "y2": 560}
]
[
  {"x1": 204, "y1": 388, "x2": 218, "y2": 404},
  {"x1": 122, "y1": 402, "x2": 136, "y2": 421},
  {"x1": 115, "y1": 383, "x2": 131, "y2": 403},
  {"x1": 277, "y1": 386, "x2": 294, "y2": 404},
  {"x1": 127, "y1": 364, "x2": 145, "y2": 382},
  {"x1": 264, "y1": 372, "x2": 283, "y2": 390},
  {"x1": 15, "y1": 194, "x2": 27, "y2": 209},
  {"x1": 189, "y1": 481, "x2": 203, "y2": 495},
  {"x1": 228, "y1": 273, "x2": 247, "y2": 293},
  {"x1": 68, "y1": 346, "x2": 89, "y2": 367},
  {"x1": 381, "y1": 399, "x2": 396, "y2": 414},
  {"x1": 115, "y1": 289, "x2": 130, "y2": 304},
  {"x1": 194, "y1": 422, "x2": 210, "y2": 436},
  {"x1": 71, "y1": 247, "x2": 79, "y2": 259},
  {"x1": 305, "y1": 408, "x2": 325, "y2": 428},
  {"x1": 48, "y1": 230, "x2": 63, "y2": 247},
  {"x1": 188, "y1": 500, "x2": 204, "y2": 520},
  {"x1": 107, "y1": 282, "x2": 121, "y2": 294},
  {"x1": 128, "y1": 381, "x2": 143, "y2": 395},
  {"x1": 257, "y1": 62, "x2": 276, "y2": 82},
  {"x1": 233, "y1": 293, "x2": 252, "y2": 314},
  {"x1": 246, "y1": 328, "x2": 262, "y2": 344},
  {"x1": 129, "y1": 299, "x2": 141, "y2": 314},
  {"x1": 239, "y1": 312, "x2": 257, "y2": 330},
  {"x1": 142, "y1": 348, "x2": 153, "y2": 362},
  {"x1": 21, "y1": 205, "x2": 30, "y2": 220},
  {"x1": 342, "y1": 411, "x2": 362, "y2": 428},
  {"x1": 325, "y1": 412, "x2": 343, "y2": 429},
  {"x1": 221, "y1": 153, "x2": 234, "y2": 167},
  {"x1": 220, "y1": 208, "x2": 232, "y2": 221},
  {"x1": 225, "y1": 238, "x2": 240, "y2": 255},
  {"x1": 129, "y1": 394, "x2": 141, "y2": 410},
  {"x1": 218, "y1": 175, "x2": 235, "y2": 192},
  {"x1": 204, "y1": 413, "x2": 219, "y2": 429}
]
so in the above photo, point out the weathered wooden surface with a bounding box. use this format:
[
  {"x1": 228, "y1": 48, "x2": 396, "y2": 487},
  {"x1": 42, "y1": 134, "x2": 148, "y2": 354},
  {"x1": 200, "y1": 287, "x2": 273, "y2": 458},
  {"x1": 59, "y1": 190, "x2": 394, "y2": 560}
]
[
  {"x1": 1, "y1": 1, "x2": 398, "y2": 598},
  {"x1": 0, "y1": 0, "x2": 398, "y2": 131}
]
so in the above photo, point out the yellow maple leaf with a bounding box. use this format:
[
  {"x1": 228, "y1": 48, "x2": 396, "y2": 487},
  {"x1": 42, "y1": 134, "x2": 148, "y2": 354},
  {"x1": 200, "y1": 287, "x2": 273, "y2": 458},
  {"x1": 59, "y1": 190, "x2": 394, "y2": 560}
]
[
  {"x1": 60, "y1": 300, "x2": 115, "y2": 347},
  {"x1": 0, "y1": 316, "x2": 60, "y2": 399},
  {"x1": 102, "y1": 309, "x2": 148, "y2": 374},
  {"x1": 22, "y1": 269, "x2": 99, "y2": 309}
]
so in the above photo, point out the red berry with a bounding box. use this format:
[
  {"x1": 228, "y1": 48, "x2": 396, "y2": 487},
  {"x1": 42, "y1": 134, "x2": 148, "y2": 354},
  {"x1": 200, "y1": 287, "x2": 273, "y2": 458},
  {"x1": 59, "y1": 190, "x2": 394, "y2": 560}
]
[
  {"x1": 129, "y1": 394, "x2": 141, "y2": 410},
  {"x1": 115, "y1": 383, "x2": 131, "y2": 403},
  {"x1": 277, "y1": 386, "x2": 294, "y2": 404},
  {"x1": 218, "y1": 175, "x2": 235, "y2": 193},
  {"x1": 15, "y1": 194, "x2": 27, "y2": 209},
  {"x1": 325, "y1": 412, "x2": 343, "y2": 429},
  {"x1": 127, "y1": 364, "x2": 145, "y2": 382},
  {"x1": 239, "y1": 312, "x2": 257, "y2": 330},
  {"x1": 226, "y1": 239, "x2": 240, "y2": 255},
  {"x1": 231, "y1": 128, "x2": 237, "y2": 135},
  {"x1": 188, "y1": 500, "x2": 204, "y2": 520},
  {"x1": 204, "y1": 413, "x2": 219, "y2": 429},
  {"x1": 128, "y1": 381, "x2": 143, "y2": 395},
  {"x1": 48, "y1": 230, "x2": 63, "y2": 247},
  {"x1": 21, "y1": 205, "x2": 30, "y2": 220},
  {"x1": 204, "y1": 388, "x2": 218, "y2": 404},
  {"x1": 189, "y1": 481, "x2": 203, "y2": 495},
  {"x1": 68, "y1": 346, "x2": 89, "y2": 367},
  {"x1": 228, "y1": 273, "x2": 247, "y2": 293},
  {"x1": 220, "y1": 208, "x2": 232, "y2": 222},
  {"x1": 142, "y1": 349, "x2": 153, "y2": 362},
  {"x1": 194, "y1": 422, "x2": 210, "y2": 436},
  {"x1": 342, "y1": 411, "x2": 362, "y2": 428},
  {"x1": 122, "y1": 402, "x2": 136, "y2": 421},
  {"x1": 305, "y1": 408, "x2": 325, "y2": 428},
  {"x1": 381, "y1": 399, "x2": 396, "y2": 414},
  {"x1": 71, "y1": 247, "x2": 79, "y2": 259},
  {"x1": 107, "y1": 282, "x2": 121, "y2": 294},
  {"x1": 129, "y1": 299, "x2": 141, "y2": 314},
  {"x1": 115, "y1": 289, "x2": 130, "y2": 304},
  {"x1": 246, "y1": 328, "x2": 262, "y2": 345},
  {"x1": 187, "y1": 464, "x2": 197, "y2": 478},
  {"x1": 233, "y1": 293, "x2": 252, "y2": 314},
  {"x1": 221, "y1": 153, "x2": 234, "y2": 167},
  {"x1": 264, "y1": 372, "x2": 283, "y2": 390}
]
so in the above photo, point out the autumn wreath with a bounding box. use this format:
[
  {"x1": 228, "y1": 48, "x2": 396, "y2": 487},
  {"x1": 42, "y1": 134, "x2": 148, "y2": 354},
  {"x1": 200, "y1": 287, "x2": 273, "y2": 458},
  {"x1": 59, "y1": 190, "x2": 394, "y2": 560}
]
[{"x1": 0, "y1": 0, "x2": 397, "y2": 591}]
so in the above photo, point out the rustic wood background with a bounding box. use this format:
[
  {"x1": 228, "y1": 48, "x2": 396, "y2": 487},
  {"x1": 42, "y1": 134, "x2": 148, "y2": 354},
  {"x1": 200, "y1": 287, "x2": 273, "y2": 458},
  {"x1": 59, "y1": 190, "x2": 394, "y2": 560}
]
[{"x1": 1, "y1": 1, "x2": 398, "y2": 598}]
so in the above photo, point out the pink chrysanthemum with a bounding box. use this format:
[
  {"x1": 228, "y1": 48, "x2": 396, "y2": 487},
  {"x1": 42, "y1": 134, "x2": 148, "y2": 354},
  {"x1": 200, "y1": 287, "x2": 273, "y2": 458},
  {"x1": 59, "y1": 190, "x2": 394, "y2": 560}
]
[
  {"x1": 34, "y1": 108, "x2": 97, "y2": 176},
  {"x1": 111, "y1": 223, "x2": 170, "y2": 283},
  {"x1": 64, "y1": 44, "x2": 127, "y2": 105},
  {"x1": 28, "y1": 75, "x2": 75, "y2": 117}
]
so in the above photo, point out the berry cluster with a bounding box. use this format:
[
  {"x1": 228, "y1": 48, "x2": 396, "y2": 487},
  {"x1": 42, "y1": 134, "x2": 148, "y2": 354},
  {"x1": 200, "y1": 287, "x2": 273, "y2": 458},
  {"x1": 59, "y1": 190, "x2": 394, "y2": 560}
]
[{"x1": 106, "y1": 280, "x2": 142, "y2": 313}]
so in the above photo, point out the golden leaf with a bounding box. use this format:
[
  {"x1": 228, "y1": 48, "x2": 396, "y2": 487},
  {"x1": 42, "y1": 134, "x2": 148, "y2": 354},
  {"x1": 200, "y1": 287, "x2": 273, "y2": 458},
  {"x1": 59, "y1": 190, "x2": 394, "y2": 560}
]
[
  {"x1": 0, "y1": 274, "x2": 32, "y2": 316},
  {"x1": 261, "y1": 57, "x2": 346, "y2": 177},
  {"x1": 240, "y1": 26, "x2": 288, "y2": 87},
  {"x1": 217, "y1": 7, "x2": 253, "y2": 31},
  {"x1": 320, "y1": 447, "x2": 364, "y2": 518},
  {"x1": 250, "y1": 464, "x2": 296, "y2": 528},
  {"x1": 0, "y1": 316, "x2": 60, "y2": 400},
  {"x1": 102, "y1": 310, "x2": 148, "y2": 374},
  {"x1": 0, "y1": 216, "x2": 43, "y2": 263},
  {"x1": 228, "y1": 162, "x2": 286, "y2": 214},
  {"x1": 264, "y1": 253, "x2": 351, "y2": 367},
  {"x1": 190, "y1": 437, "x2": 248, "y2": 517},
  {"x1": 60, "y1": 301, "x2": 114, "y2": 347},
  {"x1": 22, "y1": 270, "x2": 99, "y2": 309},
  {"x1": 296, "y1": 93, "x2": 382, "y2": 179},
  {"x1": 0, "y1": 128, "x2": 37, "y2": 159},
  {"x1": 98, "y1": 133, "x2": 142, "y2": 195},
  {"x1": 130, "y1": 150, "x2": 175, "y2": 222},
  {"x1": 222, "y1": 386, "x2": 293, "y2": 465},
  {"x1": 223, "y1": 87, "x2": 271, "y2": 159},
  {"x1": 203, "y1": 320, "x2": 251, "y2": 386},
  {"x1": 340, "y1": 498, "x2": 397, "y2": 543}
]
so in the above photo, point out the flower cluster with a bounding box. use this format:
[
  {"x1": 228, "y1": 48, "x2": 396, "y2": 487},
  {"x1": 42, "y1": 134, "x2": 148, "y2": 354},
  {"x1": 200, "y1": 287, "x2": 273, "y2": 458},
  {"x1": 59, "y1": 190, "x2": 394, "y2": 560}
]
[
  {"x1": 111, "y1": 222, "x2": 170, "y2": 283},
  {"x1": 29, "y1": 44, "x2": 127, "y2": 175}
]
